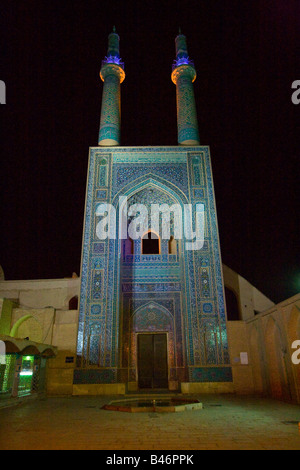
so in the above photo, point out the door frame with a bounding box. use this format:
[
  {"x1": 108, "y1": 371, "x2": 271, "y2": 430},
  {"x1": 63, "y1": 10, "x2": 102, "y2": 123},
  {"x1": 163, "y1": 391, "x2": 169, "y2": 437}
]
[{"x1": 136, "y1": 332, "x2": 169, "y2": 390}]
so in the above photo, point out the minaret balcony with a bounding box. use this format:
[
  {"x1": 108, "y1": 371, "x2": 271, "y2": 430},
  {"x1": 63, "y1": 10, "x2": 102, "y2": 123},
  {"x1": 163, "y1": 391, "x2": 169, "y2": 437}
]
[
  {"x1": 171, "y1": 64, "x2": 197, "y2": 85},
  {"x1": 101, "y1": 55, "x2": 125, "y2": 70},
  {"x1": 172, "y1": 57, "x2": 194, "y2": 71},
  {"x1": 100, "y1": 62, "x2": 125, "y2": 83}
]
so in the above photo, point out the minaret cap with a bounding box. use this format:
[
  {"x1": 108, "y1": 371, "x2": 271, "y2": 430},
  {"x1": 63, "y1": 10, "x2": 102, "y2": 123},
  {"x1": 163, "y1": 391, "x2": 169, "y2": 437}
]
[
  {"x1": 101, "y1": 27, "x2": 125, "y2": 80},
  {"x1": 107, "y1": 26, "x2": 120, "y2": 58},
  {"x1": 175, "y1": 32, "x2": 189, "y2": 60},
  {"x1": 98, "y1": 28, "x2": 125, "y2": 146}
]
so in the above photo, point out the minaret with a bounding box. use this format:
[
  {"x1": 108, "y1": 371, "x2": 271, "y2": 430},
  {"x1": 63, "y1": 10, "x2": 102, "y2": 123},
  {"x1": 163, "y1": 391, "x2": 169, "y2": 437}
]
[
  {"x1": 98, "y1": 27, "x2": 125, "y2": 146},
  {"x1": 171, "y1": 30, "x2": 200, "y2": 145}
]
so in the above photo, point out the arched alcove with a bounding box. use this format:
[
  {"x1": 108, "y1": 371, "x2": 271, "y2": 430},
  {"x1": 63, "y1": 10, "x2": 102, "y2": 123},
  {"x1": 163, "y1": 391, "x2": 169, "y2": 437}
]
[
  {"x1": 114, "y1": 176, "x2": 189, "y2": 245},
  {"x1": 114, "y1": 176, "x2": 188, "y2": 390},
  {"x1": 21, "y1": 345, "x2": 40, "y2": 356},
  {"x1": 142, "y1": 231, "x2": 160, "y2": 254},
  {"x1": 4, "y1": 341, "x2": 20, "y2": 354},
  {"x1": 225, "y1": 287, "x2": 241, "y2": 321},
  {"x1": 132, "y1": 302, "x2": 173, "y2": 332},
  {"x1": 131, "y1": 302, "x2": 175, "y2": 389},
  {"x1": 69, "y1": 296, "x2": 78, "y2": 310},
  {"x1": 41, "y1": 347, "x2": 56, "y2": 358},
  {"x1": 10, "y1": 315, "x2": 43, "y2": 343}
]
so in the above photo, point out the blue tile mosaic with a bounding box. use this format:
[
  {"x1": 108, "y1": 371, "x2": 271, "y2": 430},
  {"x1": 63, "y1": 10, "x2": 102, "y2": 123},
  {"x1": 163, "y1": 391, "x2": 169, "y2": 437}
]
[
  {"x1": 75, "y1": 146, "x2": 231, "y2": 385},
  {"x1": 189, "y1": 367, "x2": 233, "y2": 382}
]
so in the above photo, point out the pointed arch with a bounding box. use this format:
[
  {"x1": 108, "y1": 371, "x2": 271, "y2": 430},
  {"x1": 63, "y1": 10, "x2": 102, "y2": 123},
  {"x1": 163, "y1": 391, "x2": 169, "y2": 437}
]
[
  {"x1": 132, "y1": 301, "x2": 174, "y2": 332},
  {"x1": 68, "y1": 296, "x2": 78, "y2": 310},
  {"x1": 115, "y1": 176, "x2": 187, "y2": 256},
  {"x1": 141, "y1": 231, "x2": 160, "y2": 254},
  {"x1": 10, "y1": 315, "x2": 43, "y2": 343},
  {"x1": 112, "y1": 174, "x2": 189, "y2": 208},
  {"x1": 132, "y1": 301, "x2": 174, "y2": 321}
]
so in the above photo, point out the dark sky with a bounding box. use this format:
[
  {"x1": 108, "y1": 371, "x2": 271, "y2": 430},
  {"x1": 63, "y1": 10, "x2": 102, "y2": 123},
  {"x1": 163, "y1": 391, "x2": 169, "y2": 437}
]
[{"x1": 1, "y1": 0, "x2": 299, "y2": 303}]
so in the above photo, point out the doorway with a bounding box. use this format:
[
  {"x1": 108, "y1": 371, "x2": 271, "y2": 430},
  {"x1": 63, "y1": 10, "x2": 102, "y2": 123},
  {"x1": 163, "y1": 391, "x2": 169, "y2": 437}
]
[{"x1": 137, "y1": 333, "x2": 168, "y2": 389}]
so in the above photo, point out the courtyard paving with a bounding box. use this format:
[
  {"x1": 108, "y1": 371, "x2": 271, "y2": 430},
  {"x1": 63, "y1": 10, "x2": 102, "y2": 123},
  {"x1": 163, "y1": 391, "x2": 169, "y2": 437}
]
[{"x1": 0, "y1": 394, "x2": 299, "y2": 450}]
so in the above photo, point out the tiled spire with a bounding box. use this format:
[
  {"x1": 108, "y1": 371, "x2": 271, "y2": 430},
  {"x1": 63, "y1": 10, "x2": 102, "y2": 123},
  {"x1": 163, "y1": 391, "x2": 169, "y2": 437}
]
[
  {"x1": 171, "y1": 31, "x2": 200, "y2": 145},
  {"x1": 98, "y1": 27, "x2": 125, "y2": 146}
]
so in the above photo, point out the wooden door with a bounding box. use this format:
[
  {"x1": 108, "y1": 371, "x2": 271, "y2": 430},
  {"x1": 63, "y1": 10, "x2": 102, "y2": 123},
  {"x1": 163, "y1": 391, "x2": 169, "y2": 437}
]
[{"x1": 138, "y1": 334, "x2": 168, "y2": 389}]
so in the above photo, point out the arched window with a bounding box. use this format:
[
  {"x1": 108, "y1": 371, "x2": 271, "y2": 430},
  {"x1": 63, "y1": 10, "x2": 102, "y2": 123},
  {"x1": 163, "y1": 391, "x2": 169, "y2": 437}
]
[
  {"x1": 69, "y1": 296, "x2": 78, "y2": 310},
  {"x1": 142, "y1": 232, "x2": 160, "y2": 255},
  {"x1": 225, "y1": 287, "x2": 240, "y2": 321}
]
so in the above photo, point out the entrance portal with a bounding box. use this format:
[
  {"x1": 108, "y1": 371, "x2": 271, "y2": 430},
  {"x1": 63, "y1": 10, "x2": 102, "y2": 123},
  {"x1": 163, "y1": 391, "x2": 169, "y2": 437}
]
[{"x1": 137, "y1": 334, "x2": 168, "y2": 389}]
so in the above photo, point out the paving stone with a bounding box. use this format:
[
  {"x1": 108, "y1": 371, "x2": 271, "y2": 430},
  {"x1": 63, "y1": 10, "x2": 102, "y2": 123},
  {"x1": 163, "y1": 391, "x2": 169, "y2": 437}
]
[{"x1": 0, "y1": 394, "x2": 299, "y2": 450}]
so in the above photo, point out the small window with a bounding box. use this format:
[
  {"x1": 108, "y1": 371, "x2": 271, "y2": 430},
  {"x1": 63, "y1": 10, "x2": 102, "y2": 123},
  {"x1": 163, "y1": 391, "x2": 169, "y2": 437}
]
[
  {"x1": 65, "y1": 357, "x2": 74, "y2": 364},
  {"x1": 142, "y1": 232, "x2": 160, "y2": 255},
  {"x1": 69, "y1": 296, "x2": 78, "y2": 310}
]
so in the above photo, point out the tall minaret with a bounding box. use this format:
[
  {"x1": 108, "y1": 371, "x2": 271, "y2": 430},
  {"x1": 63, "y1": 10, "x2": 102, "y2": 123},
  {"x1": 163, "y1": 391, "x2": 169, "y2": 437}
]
[
  {"x1": 98, "y1": 27, "x2": 125, "y2": 146},
  {"x1": 171, "y1": 30, "x2": 200, "y2": 145}
]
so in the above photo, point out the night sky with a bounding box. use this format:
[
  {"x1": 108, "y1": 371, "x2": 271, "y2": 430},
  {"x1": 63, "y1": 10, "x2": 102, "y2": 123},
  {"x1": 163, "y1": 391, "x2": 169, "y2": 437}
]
[{"x1": 1, "y1": 0, "x2": 299, "y2": 303}]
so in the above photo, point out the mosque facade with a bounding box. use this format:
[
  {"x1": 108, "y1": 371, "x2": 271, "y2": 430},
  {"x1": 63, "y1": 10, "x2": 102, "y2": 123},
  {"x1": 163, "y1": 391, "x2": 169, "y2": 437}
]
[
  {"x1": 0, "y1": 30, "x2": 299, "y2": 402},
  {"x1": 74, "y1": 29, "x2": 232, "y2": 392}
]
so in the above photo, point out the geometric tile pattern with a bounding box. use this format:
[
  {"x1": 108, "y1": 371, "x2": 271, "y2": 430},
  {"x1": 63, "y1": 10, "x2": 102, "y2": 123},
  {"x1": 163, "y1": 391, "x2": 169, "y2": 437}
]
[
  {"x1": 75, "y1": 146, "x2": 231, "y2": 385},
  {"x1": 189, "y1": 366, "x2": 233, "y2": 382}
]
